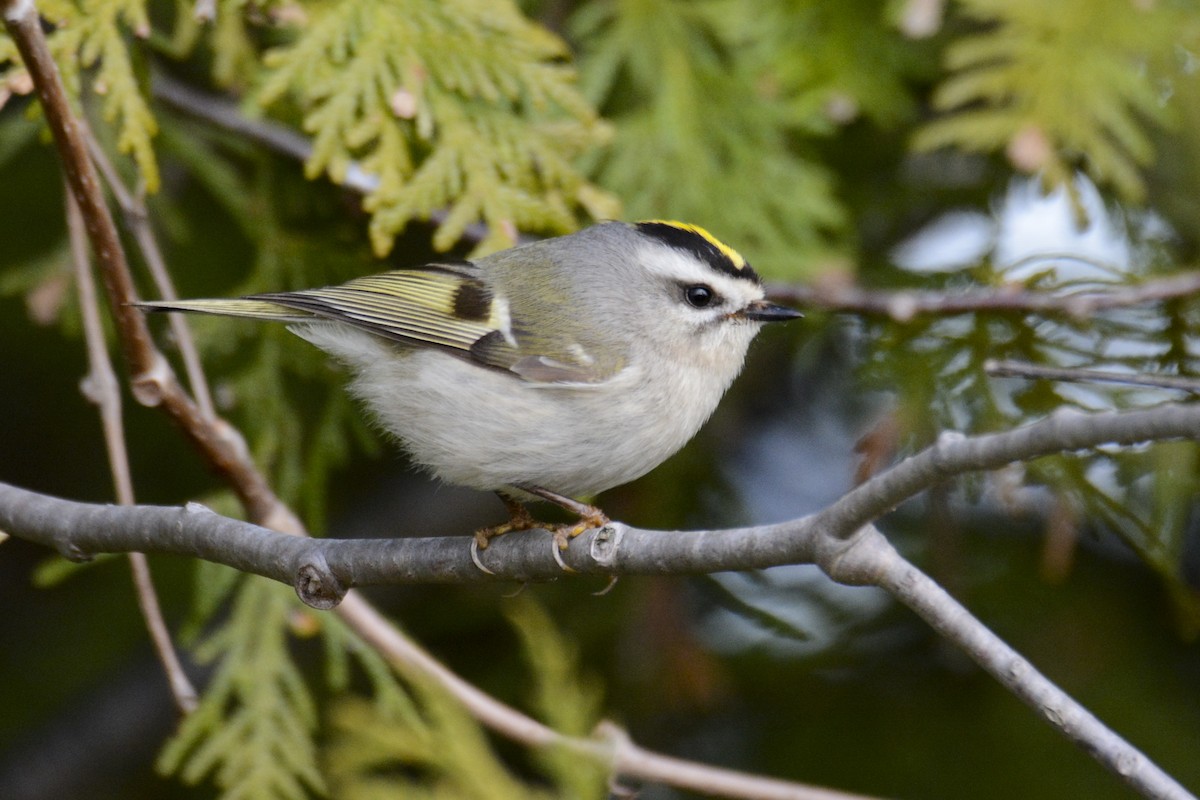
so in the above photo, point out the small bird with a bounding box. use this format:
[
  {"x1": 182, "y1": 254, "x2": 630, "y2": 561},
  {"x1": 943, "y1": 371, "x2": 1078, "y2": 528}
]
[{"x1": 140, "y1": 220, "x2": 800, "y2": 561}]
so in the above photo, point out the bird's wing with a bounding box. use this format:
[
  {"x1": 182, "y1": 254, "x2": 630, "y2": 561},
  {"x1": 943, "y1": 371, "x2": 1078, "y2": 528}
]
[
  {"x1": 140, "y1": 264, "x2": 623, "y2": 384},
  {"x1": 251, "y1": 266, "x2": 502, "y2": 354}
]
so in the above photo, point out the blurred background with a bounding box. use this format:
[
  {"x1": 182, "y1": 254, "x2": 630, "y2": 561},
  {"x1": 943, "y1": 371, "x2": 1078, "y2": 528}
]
[{"x1": 1, "y1": 1, "x2": 1199, "y2": 798}]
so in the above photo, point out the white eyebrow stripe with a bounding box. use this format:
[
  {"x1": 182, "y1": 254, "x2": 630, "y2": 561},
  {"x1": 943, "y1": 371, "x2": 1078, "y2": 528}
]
[{"x1": 636, "y1": 243, "x2": 766, "y2": 302}]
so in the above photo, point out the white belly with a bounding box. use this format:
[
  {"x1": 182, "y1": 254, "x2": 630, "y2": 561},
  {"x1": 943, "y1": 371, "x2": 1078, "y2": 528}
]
[{"x1": 297, "y1": 325, "x2": 727, "y2": 497}]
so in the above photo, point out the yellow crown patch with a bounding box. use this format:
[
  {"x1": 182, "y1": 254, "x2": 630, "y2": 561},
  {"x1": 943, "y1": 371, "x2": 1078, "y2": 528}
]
[{"x1": 634, "y1": 220, "x2": 757, "y2": 282}]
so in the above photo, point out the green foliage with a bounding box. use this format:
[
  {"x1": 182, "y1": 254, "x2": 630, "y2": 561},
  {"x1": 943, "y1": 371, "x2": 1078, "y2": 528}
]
[
  {"x1": 1028, "y1": 442, "x2": 1200, "y2": 636},
  {"x1": 504, "y1": 596, "x2": 606, "y2": 798},
  {"x1": 573, "y1": 0, "x2": 850, "y2": 278},
  {"x1": 1, "y1": 0, "x2": 614, "y2": 257},
  {"x1": 159, "y1": 557, "x2": 605, "y2": 800},
  {"x1": 324, "y1": 693, "x2": 538, "y2": 800},
  {"x1": 165, "y1": 557, "x2": 437, "y2": 799},
  {"x1": 567, "y1": 0, "x2": 934, "y2": 278},
  {"x1": 2, "y1": 0, "x2": 1194, "y2": 274},
  {"x1": 862, "y1": 228, "x2": 1200, "y2": 631},
  {"x1": 31, "y1": 551, "x2": 112, "y2": 586},
  {"x1": 159, "y1": 578, "x2": 326, "y2": 800},
  {"x1": 153, "y1": 109, "x2": 385, "y2": 528},
  {"x1": 748, "y1": 0, "x2": 931, "y2": 130},
  {"x1": 8, "y1": 2, "x2": 1200, "y2": 797},
  {"x1": 323, "y1": 596, "x2": 606, "y2": 800},
  {"x1": 255, "y1": 0, "x2": 615, "y2": 256},
  {"x1": 915, "y1": 0, "x2": 1200, "y2": 211},
  {"x1": 206, "y1": 0, "x2": 271, "y2": 90},
  {"x1": 14, "y1": 0, "x2": 162, "y2": 190}
]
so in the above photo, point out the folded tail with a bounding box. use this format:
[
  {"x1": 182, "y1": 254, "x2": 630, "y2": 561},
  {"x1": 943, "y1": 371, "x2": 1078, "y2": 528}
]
[{"x1": 135, "y1": 298, "x2": 312, "y2": 322}]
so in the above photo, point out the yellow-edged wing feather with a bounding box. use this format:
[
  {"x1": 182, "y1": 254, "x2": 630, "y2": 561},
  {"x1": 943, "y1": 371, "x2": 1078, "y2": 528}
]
[
  {"x1": 140, "y1": 264, "x2": 621, "y2": 384},
  {"x1": 135, "y1": 298, "x2": 314, "y2": 321},
  {"x1": 251, "y1": 267, "x2": 505, "y2": 354}
]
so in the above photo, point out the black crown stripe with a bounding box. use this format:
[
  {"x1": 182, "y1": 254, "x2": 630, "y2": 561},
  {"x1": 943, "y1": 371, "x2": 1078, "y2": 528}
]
[{"x1": 634, "y1": 221, "x2": 760, "y2": 284}]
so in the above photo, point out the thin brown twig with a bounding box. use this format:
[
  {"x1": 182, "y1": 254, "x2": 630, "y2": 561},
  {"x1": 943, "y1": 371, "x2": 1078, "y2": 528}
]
[
  {"x1": 766, "y1": 271, "x2": 1200, "y2": 321},
  {"x1": 336, "y1": 594, "x2": 881, "y2": 800},
  {"x1": 597, "y1": 722, "x2": 879, "y2": 800},
  {"x1": 985, "y1": 359, "x2": 1200, "y2": 393},
  {"x1": 67, "y1": 191, "x2": 199, "y2": 713},
  {"x1": 83, "y1": 131, "x2": 216, "y2": 418},
  {"x1": 2, "y1": 1, "x2": 299, "y2": 528}
]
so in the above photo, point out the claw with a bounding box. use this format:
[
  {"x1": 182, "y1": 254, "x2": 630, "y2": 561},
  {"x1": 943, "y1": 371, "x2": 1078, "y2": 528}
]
[
  {"x1": 551, "y1": 536, "x2": 577, "y2": 573},
  {"x1": 469, "y1": 536, "x2": 496, "y2": 575},
  {"x1": 593, "y1": 575, "x2": 619, "y2": 596},
  {"x1": 470, "y1": 494, "x2": 540, "y2": 574}
]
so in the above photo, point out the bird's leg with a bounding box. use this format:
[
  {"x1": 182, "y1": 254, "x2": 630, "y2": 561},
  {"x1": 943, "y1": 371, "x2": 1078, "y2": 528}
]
[{"x1": 517, "y1": 484, "x2": 611, "y2": 551}]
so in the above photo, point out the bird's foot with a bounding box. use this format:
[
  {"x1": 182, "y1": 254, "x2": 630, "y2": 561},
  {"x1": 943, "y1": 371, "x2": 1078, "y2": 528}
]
[
  {"x1": 470, "y1": 496, "x2": 539, "y2": 575},
  {"x1": 470, "y1": 486, "x2": 612, "y2": 575}
]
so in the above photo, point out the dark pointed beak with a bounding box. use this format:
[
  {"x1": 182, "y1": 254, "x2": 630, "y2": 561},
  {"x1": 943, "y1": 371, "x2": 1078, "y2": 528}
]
[{"x1": 740, "y1": 299, "x2": 803, "y2": 322}]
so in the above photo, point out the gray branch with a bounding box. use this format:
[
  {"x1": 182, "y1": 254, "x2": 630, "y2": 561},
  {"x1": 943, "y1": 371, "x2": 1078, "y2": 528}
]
[
  {"x1": 2, "y1": 402, "x2": 1199, "y2": 799},
  {"x1": 4, "y1": 402, "x2": 1199, "y2": 599}
]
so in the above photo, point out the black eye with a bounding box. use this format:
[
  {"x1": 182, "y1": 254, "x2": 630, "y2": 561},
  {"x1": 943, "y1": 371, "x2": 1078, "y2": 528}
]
[{"x1": 684, "y1": 284, "x2": 715, "y2": 308}]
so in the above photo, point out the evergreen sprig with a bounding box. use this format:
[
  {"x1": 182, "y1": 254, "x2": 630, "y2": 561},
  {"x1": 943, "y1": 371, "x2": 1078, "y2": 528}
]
[
  {"x1": 14, "y1": 0, "x2": 162, "y2": 190},
  {"x1": 255, "y1": 0, "x2": 615, "y2": 256},
  {"x1": 747, "y1": 0, "x2": 931, "y2": 130},
  {"x1": 916, "y1": 0, "x2": 1191, "y2": 208},
  {"x1": 573, "y1": 0, "x2": 848, "y2": 278},
  {"x1": 505, "y1": 597, "x2": 606, "y2": 799},
  {"x1": 159, "y1": 579, "x2": 326, "y2": 800},
  {"x1": 862, "y1": 251, "x2": 1200, "y2": 631},
  {"x1": 324, "y1": 597, "x2": 606, "y2": 800}
]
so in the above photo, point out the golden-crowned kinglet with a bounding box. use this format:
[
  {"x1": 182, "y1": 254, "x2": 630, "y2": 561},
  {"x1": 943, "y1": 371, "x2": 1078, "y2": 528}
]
[{"x1": 141, "y1": 220, "x2": 800, "y2": 551}]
